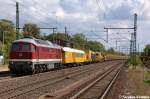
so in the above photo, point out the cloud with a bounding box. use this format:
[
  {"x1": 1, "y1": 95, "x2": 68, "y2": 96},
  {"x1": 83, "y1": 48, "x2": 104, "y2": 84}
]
[{"x1": 0, "y1": 0, "x2": 150, "y2": 51}]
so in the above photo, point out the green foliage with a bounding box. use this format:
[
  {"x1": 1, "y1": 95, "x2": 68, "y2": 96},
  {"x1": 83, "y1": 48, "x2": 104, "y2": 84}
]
[
  {"x1": 107, "y1": 48, "x2": 115, "y2": 54},
  {"x1": 144, "y1": 44, "x2": 150, "y2": 55},
  {"x1": 23, "y1": 23, "x2": 40, "y2": 38},
  {"x1": 144, "y1": 80, "x2": 150, "y2": 85},
  {"x1": 144, "y1": 71, "x2": 150, "y2": 85},
  {"x1": 46, "y1": 33, "x2": 72, "y2": 41},
  {"x1": 87, "y1": 41, "x2": 105, "y2": 52},
  {"x1": 72, "y1": 34, "x2": 86, "y2": 49},
  {"x1": 46, "y1": 33, "x2": 105, "y2": 51},
  {"x1": 0, "y1": 19, "x2": 16, "y2": 63},
  {"x1": 128, "y1": 56, "x2": 142, "y2": 65}
]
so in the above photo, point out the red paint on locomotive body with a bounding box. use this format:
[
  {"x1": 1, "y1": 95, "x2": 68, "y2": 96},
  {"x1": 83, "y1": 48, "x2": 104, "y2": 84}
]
[
  {"x1": 10, "y1": 42, "x2": 37, "y2": 60},
  {"x1": 9, "y1": 38, "x2": 62, "y2": 62},
  {"x1": 9, "y1": 37, "x2": 62, "y2": 74},
  {"x1": 37, "y1": 47, "x2": 61, "y2": 60}
]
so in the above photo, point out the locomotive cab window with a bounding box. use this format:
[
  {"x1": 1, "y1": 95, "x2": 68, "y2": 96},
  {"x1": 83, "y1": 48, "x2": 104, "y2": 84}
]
[
  {"x1": 11, "y1": 42, "x2": 35, "y2": 52},
  {"x1": 11, "y1": 43, "x2": 20, "y2": 52},
  {"x1": 30, "y1": 44, "x2": 36, "y2": 52},
  {"x1": 22, "y1": 43, "x2": 35, "y2": 52},
  {"x1": 22, "y1": 43, "x2": 30, "y2": 51}
]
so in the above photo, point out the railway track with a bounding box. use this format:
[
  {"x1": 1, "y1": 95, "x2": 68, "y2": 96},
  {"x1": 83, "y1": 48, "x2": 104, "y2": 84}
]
[
  {"x1": 0, "y1": 61, "x2": 120, "y2": 99},
  {"x1": 70, "y1": 64, "x2": 122, "y2": 99},
  {"x1": 40, "y1": 61, "x2": 124, "y2": 99},
  {"x1": 0, "y1": 71, "x2": 11, "y2": 80}
]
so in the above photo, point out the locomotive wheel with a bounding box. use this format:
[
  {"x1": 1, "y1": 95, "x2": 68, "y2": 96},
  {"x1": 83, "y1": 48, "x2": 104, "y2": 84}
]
[
  {"x1": 37, "y1": 66, "x2": 40, "y2": 73},
  {"x1": 38, "y1": 66, "x2": 41, "y2": 73},
  {"x1": 32, "y1": 69, "x2": 36, "y2": 74},
  {"x1": 35, "y1": 65, "x2": 39, "y2": 74},
  {"x1": 43, "y1": 65, "x2": 46, "y2": 72},
  {"x1": 40, "y1": 65, "x2": 43, "y2": 73},
  {"x1": 45, "y1": 65, "x2": 48, "y2": 71}
]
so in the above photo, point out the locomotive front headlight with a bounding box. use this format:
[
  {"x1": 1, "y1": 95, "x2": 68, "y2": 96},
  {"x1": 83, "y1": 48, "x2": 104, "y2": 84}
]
[
  {"x1": 27, "y1": 61, "x2": 32, "y2": 64},
  {"x1": 11, "y1": 61, "x2": 13, "y2": 64}
]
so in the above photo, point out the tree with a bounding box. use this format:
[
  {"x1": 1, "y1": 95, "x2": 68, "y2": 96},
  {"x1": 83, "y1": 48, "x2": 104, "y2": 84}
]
[
  {"x1": 72, "y1": 34, "x2": 86, "y2": 49},
  {"x1": 144, "y1": 44, "x2": 150, "y2": 55},
  {"x1": 87, "y1": 41, "x2": 105, "y2": 52},
  {"x1": 46, "y1": 33, "x2": 72, "y2": 41},
  {"x1": 0, "y1": 19, "x2": 16, "y2": 63},
  {"x1": 23, "y1": 23, "x2": 40, "y2": 38},
  {"x1": 107, "y1": 48, "x2": 115, "y2": 54},
  {"x1": 46, "y1": 33, "x2": 105, "y2": 52}
]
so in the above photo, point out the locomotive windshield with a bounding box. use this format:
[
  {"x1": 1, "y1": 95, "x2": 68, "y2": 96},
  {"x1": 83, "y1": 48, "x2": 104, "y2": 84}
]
[
  {"x1": 11, "y1": 43, "x2": 20, "y2": 51},
  {"x1": 11, "y1": 42, "x2": 35, "y2": 52},
  {"x1": 22, "y1": 43, "x2": 30, "y2": 51}
]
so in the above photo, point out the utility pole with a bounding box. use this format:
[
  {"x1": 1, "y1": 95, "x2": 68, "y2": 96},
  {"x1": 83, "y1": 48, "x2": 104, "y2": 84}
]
[
  {"x1": 133, "y1": 13, "x2": 137, "y2": 68},
  {"x1": 16, "y1": 2, "x2": 19, "y2": 40},
  {"x1": 130, "y1": 33, "x2": 133, "y2": 62},
  {"x1": 19, "y1": 27, "x2": 57, "y2": 42},
  {"x1": 119, "y1": 46, "x2": 121, "y2": 55},
  {"x1": 65, "y1": 26, "x2": 67, "y2": 40},
  {"x1": 52, "y1": 28, "x2": 55, "y2": 42},
  {"x1": 106, "y1": 29, "x2": 108, "y2": 42},
  {"x1": 138, "y1": 44, "x2": 139, "y2": 56},
  {"x1": 116, "y1": 40, "x2": 117, "y2": 49},
  {"x1": 104, "y1": 13, "x2": 137, "y2": 67},
  {"x1": 130, "y1": 39, "x2": 132, "y2": 59},
  {"x1": 86, "y1": 38, "x2": 88, "y2": 49},
  {"x1": 2, "y1": 31, "x2": 4, "y2": 64}
]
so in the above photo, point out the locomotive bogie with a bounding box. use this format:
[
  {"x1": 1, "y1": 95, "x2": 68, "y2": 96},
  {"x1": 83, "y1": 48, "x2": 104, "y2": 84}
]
[{"x1": 9, "y1": 61, "x2": 34, "y2": 74}]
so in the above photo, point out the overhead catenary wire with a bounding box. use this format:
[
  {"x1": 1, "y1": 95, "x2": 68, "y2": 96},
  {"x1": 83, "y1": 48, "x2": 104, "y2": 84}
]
[{"x1": 17, "y1": 1, "x2": 64, "y2": 29}]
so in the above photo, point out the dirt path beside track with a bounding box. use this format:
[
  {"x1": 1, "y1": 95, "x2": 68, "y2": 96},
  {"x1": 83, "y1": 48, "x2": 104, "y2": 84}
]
[
  {"x1": 106, "y1": 65, "x2": 150, "y2": 99},
  {"x1": 0, "y1": 65, "x2": 8, "y2": 72}
]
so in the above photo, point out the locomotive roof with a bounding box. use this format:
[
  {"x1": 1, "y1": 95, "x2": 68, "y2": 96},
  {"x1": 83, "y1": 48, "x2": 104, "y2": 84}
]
[
  {"x1": 62, "y1": 47, "x2": 85, "y2": 54},
  {"x1": 13, "y1": 38, "x2": 61, "y2": 49}
]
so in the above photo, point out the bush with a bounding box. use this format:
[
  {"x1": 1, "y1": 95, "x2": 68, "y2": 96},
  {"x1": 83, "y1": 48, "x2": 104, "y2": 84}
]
[{"x1": 128, "y1": 55, "x2": 142, "y2": 65}]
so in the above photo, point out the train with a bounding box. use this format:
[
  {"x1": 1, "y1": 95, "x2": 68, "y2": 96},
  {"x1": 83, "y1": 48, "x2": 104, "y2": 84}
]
[{"x1": 9, "y1": 37, "x2": 126, "y2": 75}]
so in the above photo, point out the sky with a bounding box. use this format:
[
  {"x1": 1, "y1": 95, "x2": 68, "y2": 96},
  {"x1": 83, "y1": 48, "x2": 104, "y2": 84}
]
[{"x1": 0, "y1": 0, "x2": 150, "y2": 53}]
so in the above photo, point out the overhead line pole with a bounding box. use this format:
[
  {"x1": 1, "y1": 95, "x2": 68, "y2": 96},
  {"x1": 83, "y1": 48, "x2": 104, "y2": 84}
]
[
  {"x1": 104, "y1": 13, "x2": 137, "y2": 67},
  {"x1": 52, "y1": 28, "x2": 56, "y2": 43},
  {"x1": 16, "y1": 2, "x2": 19, "y2": 40},
  {"x1": 15, "y1": 2, "x2": 57, "y2": 41},
  {"x1": 116, "y1": 40, "x2": 117, "y2": 49},
  {"x1": 19, "y1": 27, "x2": 57, "y2": 42},
  {"x1": 133, "y1": 13, "x2": 137, "y2": 68},
  {"x1": 19, "y1": 27, "x2": 57, "y2": 29},
  {"x1": 104, "y1": 27, "x2": 134, "y2": 29},
  {"x1": 106, "y1": 29, "x2": 108, "y2": 42},
  {"x1": 65, "y1": 26, "x2": 67, "y2": 40}
]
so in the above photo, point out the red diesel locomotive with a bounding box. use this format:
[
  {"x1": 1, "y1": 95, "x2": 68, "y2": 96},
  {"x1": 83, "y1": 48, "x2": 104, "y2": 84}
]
[{"x1": 9, "y1": 37, "x2": 62, "y2": 74}]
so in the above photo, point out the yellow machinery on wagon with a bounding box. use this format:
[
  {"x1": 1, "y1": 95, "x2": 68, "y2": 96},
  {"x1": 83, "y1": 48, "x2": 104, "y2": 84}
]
[{"x1": 95, "y1": 52, "x2": 105, "y2": 62}]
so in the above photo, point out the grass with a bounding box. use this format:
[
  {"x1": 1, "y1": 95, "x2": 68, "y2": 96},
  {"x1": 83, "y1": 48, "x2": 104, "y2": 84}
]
[
  {"x1": 126, "y1": 66, "x2": 150, "y2": 95},
  {"x1": 128, "y1": 56, "x2": 143, "y2": 65},
  {"x1": 144, "y1": 80, "x2": 150, "y2": 85},
  {"x1": 143, "y1": 70, "x2": 150, "y2": 85}
]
